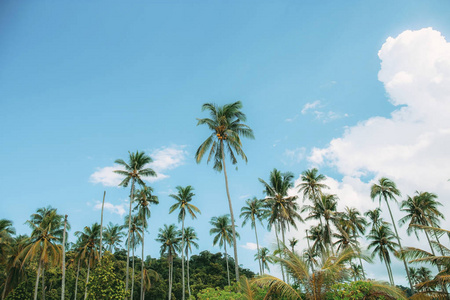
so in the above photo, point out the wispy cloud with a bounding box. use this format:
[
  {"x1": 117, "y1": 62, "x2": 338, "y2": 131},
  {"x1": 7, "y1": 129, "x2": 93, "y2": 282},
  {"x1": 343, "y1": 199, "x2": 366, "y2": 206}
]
[
  {"x1": 301, "y1": 100, "x2": 348, "y2": 123},
  {"x1": 93, "y1": 201, "x2": 127, "y2": 216},
  {"x1": 90, "y1": 145, "x2": 188, "y2": 187},
  {"x1": 301, "y1": 100, "x2": 321, "y2": 114},
  {"x1": 241, "y1": 242, "x2": 258, "y2": 250},
  {"x1": 283, "y1": 147, "x2": 306, "y2": 164}
]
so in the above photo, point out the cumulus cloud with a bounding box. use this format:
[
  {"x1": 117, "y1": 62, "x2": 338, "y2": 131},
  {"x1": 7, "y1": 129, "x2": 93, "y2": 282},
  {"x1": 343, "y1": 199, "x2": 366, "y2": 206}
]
[
  {"x1": 241, "y1": 242, "x2": 258, "y2": 250},
  {"x1": 90, "y1": 145, "x2": 188, "y2": 186},
  {"x1": 267, "y1": 28, "x2": 450, "y2": 283},
  {"x1": 93, "y1": 201, "x2": 127, "y2": 216}
]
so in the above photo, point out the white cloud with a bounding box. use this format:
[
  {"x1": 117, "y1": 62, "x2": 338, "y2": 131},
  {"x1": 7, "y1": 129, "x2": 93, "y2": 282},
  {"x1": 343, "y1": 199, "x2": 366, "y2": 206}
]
[
  {"x1": 241, "y1": 242, "x2": 258, "y2": 250},
  {"x1": 301, "y1": 100, "x2": 321, "y2": 114},
  {"x1": 93, "y1": 201, "x2": 127, "y2": 216},
  {"x1": 90, "y1": 145, "x2": 188, "y2": 186}
]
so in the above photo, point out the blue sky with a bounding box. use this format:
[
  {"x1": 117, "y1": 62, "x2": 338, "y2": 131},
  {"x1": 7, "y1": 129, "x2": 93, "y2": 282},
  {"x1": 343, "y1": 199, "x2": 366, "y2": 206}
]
[{"x1": 2, "y1": 0, "x2": 450, "y2": 286}]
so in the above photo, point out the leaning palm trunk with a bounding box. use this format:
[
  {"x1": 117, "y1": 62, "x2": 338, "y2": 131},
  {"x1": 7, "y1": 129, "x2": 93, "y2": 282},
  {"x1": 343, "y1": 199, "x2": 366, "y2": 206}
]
[
  {"x1": 187, "y1": 250, "x2": 191, "y2": 299},
  {"x1": 84, "y1": 256, "x2": 91, "y2": 300},
  {"x1": 224, "y1": 243, "x2": 230, "y2": 286},
  {"x1": 131, "y1": 247, "x2": 135, "y2": 298},
  {"x1": 140, "y1": 234, "x2": 145, "y2": 300},
  {"x1": 181, "y1": 215, "x2": 186, "y2": 300},
  {"x1": 281, "y1": 224, "x2": 289, "y2": 284},
  {"x1": 254, "y1": 223, "x2": 262, "y2": 275},
  {"x1": 74, "y1": 259, "x2": 80, "y2": 300},
  {"x1": 125, "y1": 178, "x2": 136, "y2": 294},
  {"x1": 384, "y1": 199, "x2": 414, "y2": 291},
  {"x1": 382, "y1": 252, "x2": 394, "y2": 285},
  {"x1": 221, "y1": 144, "x2": 240, "y2": 282},
  {"x1": 42, "y1": 266, "x2": 45, "y2": 300},
  {"x1": 34, "y1": 260, "x2": 42, "y2": 300},
  {"x1": 274, "y1": 223, "x2": 285, "y2": 282},
  {"x1": 61, "y1": 215, "x2": 68, "y2": 300}
]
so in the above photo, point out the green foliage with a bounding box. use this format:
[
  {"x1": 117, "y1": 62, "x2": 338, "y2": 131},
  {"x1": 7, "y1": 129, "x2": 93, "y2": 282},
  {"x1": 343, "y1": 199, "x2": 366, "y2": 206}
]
[
  {"x1": 197, "y1": 285, "x2": 242, "y2": 300},
  {"x1": 4, "y1": 281, "x2": 33, "y2": 300},
  {"x1": 86, "y1": 254, "x2": 128, "y2": 299},
  {"x1": 327, "y1": 281, "x2": 372, "y2": 300}
]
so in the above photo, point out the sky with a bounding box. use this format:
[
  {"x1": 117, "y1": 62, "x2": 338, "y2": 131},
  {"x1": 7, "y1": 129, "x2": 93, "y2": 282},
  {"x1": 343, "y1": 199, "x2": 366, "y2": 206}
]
[{"x1": 1, "y1": 0, "x2": 450, "y2": 287}]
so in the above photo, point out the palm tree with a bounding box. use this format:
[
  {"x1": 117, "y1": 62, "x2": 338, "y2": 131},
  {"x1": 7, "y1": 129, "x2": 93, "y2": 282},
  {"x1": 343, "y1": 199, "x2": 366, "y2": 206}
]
[
  {"x1": 114, "y1": 150, "x2": 157, "y2": 293},
  {"x1": 367, "y1": 224, "x2": 399, "y2": 285},
  {"x1": 364, "y1": 207, "x2": 384, "y2": 230},
  {"x1": 254, "y1": 247, "x2": 273, "y2": 274},
  {"x1": 259, "y1": 169, "x2": 302, "y2": 281},
  {"x1": 297, "y1": 168, "x2": 329, "y2": 207},
  {"x1": 289, "y1": 237, "x2": 298, "y2": 253},
  {"x1": 210, "y1": 215, "x2": 239, "y2": 286},
  {"x1": 371, "y1": 177, "x2": 414, "y2": 291},
  {"x1": 196, "y1": 101, "x2": 254, "y2": 281},
  {"x1": 399, "y1": 191, "x2": 445, "y2": 257},
  {"x1": 169, "y1": 185, "x2": 200, "y2": 300},
  {"x1": 134, "y1": 186, "x2": 159, "y2": 300},
  {"x1": 254, "y1": 247, "x2": 403, "y2": 300},
  {"x1": 103, "y1": 222, "x2": 125, "y2": 253},
  {"x1": 156, "y1": 224, "x2": 181, "y2": 300},
  {"x1": 240, "y1": 197, "x2": 266, "y2": 275},
  {"x1": 2, "y1": 235, "x2": 27, "y2": 299},
  {"x1": 74, "y1": 223, "x2": 101, "y2": 300},
  {"x1": 123, "y1": 214, "x2": 143, "y2": 300},
  {"x1": 307, "y1": 224, "x2": 326, "y2": 256},
  {"x1": 24, "y1": 207, "x2": 65, "y2": 300},
  {"x1": 184, "y1": 227, "x2": 199, "y2": 299},
  {"x1": 0, "y1": 219, "x2": 15, "y2": 265}
]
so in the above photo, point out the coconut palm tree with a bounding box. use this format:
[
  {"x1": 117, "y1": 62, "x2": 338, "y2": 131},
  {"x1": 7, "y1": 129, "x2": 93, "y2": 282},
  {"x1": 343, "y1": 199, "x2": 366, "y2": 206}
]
[
  {"x1": 123, "y1": 214, "x2": 143, "y2": 300},
  {"x1": 399, "y1": 191, "x2": 445, "y2": 257},
  {"x1": 297, "y1": 168, "x2": 329, "y2": 207},
  {"x1": 0, "y1": 219, "x2": 15, "y2": 265},
  {"x1": 195, "y1": 101, "x2": 254, "y2": 281},
  {"x1": 254, "y1": 247, "x2": 403, "y2": 300},
  {"x1": 2, "y1": 235, "x2": 27, "y2": 299},
  {"x1": 114, "y1": 150, "x2": 157, "y2": 293},
  {"x1": 156, "y1": 224, "x2": 181, "y2": 300},
  {"x1": 184, "y1": 227, "x2": 199, "y2": 299},
  {"x1": 134, "y1": 186, "x2": 159, "y2": 300},
  {"x1": 371, "y1": 177, "x2": 414, "y2": 291},
  {"x1": 210, "y1": 215, "x2": 239, "y2": 286},
  {"x1": 74, "y1": 223, "x2": 101, "y2": 300},
  {"x1": 259, "y1": 169, "x2": 302, "y2": 281},
  {"x1": 307, "y1": 224, "x2": 326, "y2": 256},
  {"x1": 254, "y1": 247, "x2": 273, "y2": 274},
  {"x1": 103, "y1": 222, "x2": 125, "y2": 253},
  {"x1": 240, "y1": 197, "x2": 266, "y2": 275},
  {"x1": 169, "y1": 185, "x2": 200, "y2": 300},
  {"x1": 367, "y1": 224, "x2": 399, "y2": 285},
  {"x1": 364, "y1": 207, "x2": 384, "y2": 230}
]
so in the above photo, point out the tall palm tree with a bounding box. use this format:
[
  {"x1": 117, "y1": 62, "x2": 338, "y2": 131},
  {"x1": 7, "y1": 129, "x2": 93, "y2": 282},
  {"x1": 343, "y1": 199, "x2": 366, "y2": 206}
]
[
  {"x1": 399, "y1": 191, "x2": 445, "y2": 257},
  {"x1": 0, "y1": 219, "x2": 15, "y2": 265},
  {"x1": 196, "y1": 101, "x2": 254, "y2": 281},
  {"x1": 307, "y1": 224, "x2": 326, "y2": 256},
  {"x1": 259, "y1": 169, "x2": 302, "y2": 281},
  {"x1": 114, "y1": 150, "x2": 157, "y2": 293},
  {"x1": 254, "y1": 247, "x2": 273, "y2": 274},
  {"x1": 103, "y1": 222, "x2": 125, "y2": 253},
  {"x1": 123, "y1": 214, "x2": 143, "y2": 300},
  {"x1": 134, "y1": 186, "x2": 159, "y2": 300},
  {"x1": 297, "y1": 168, "x2": 329, "y2": 208},
  {"x1": 2, "y1": 235, "x2": 27, "y2": 299},
  {"x1": 210, "y1": 215, "x2": 239, "y2": 286},
  {"x1": 156, "y1": 224, "x2": 181, "y2": 300},
  {"x1": 371, "y1": 177, "x2": 414, "y2": 291},
  {"x1": 169, "y1": 185, "x2": 200, "y2": 300},
  {"x1": 367, "y1": 224, "x2": 399, "y2": 285},
  {"x1": 364, "y1": 207, "x2": 384, "y2": 230},
  {"x1": 74, "y1": 223, "x2": 101, "y2": 300},
  {"x1": 184, "y1": 227, "x2": 199, "y2": 299},
  {"x1": 254, "y1": 247, "x2": 403, "y2": 300},
  {"x1": 240, "y1": 197, "x2": 266, "y2": 275}
]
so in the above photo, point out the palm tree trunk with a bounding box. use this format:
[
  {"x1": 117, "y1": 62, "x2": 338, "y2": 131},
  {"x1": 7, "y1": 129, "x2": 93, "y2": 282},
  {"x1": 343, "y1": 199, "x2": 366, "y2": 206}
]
[
  {"x1": 99, "y1": 191, "x2": 106, "y2": 262},
  {"x1": 306, "y1": 229, "x2": 315, "y2": 273},
  {"x1": 382, "y1": 252, "x2": 394, "y2": 285},
  {"x1": 84, "y1": 256, "x2": 91, "y2": 300},
  {"x1": 281, "y1": 225, "x2": 289, "y2": 285},
  {"x1": 74, "y1": 259, "x2": 80, "y2": 300},
  {"x1": 358, "y1": 256, "x2": 366, "y2": 280},
  {"x1": 221, "y1": 143, "x2": 240, "y2": 282},
  {"x1": 42, "y1": 266, "x2": 46, "y2": 300},
  {"x1": 187, "y1": 250, "x2": 191, "y2": 299},
  {"x1": 34, "y1": 260, "x2": 42, "y2": 300},
  {"x1": 224, "y1": 242, "x2": 230, "y2": 286},
  {"x1": 181, "y1": 215, "x2": 186, "y2": 300},
  {"x1": 131, "y1": 247, "x2": 135, "y2": 299},
  {"x1": 61, "y1": 215, "x2": 68, "y2": 300},
  {"x1": 274, "y1": 223, "x2": 285, "y2": 282},
  {"x1": 384, "y1": 199, "x2": 414, "y2": 291},
  {"x1": 253, "y1": 224, "x2": 262, "y2": 275},
  {"x1": 168, "y1": 255, "x2": 173, "y2": 300},
  {"x1": 126, "y1": 178, "x2": 136, "y2": 295},
  {"x1": 140, "y1": 233, "x2": 145, "y2": 300},
  {"x1": 2, "y1": 277, "x2": 8, "y2": 300}
]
